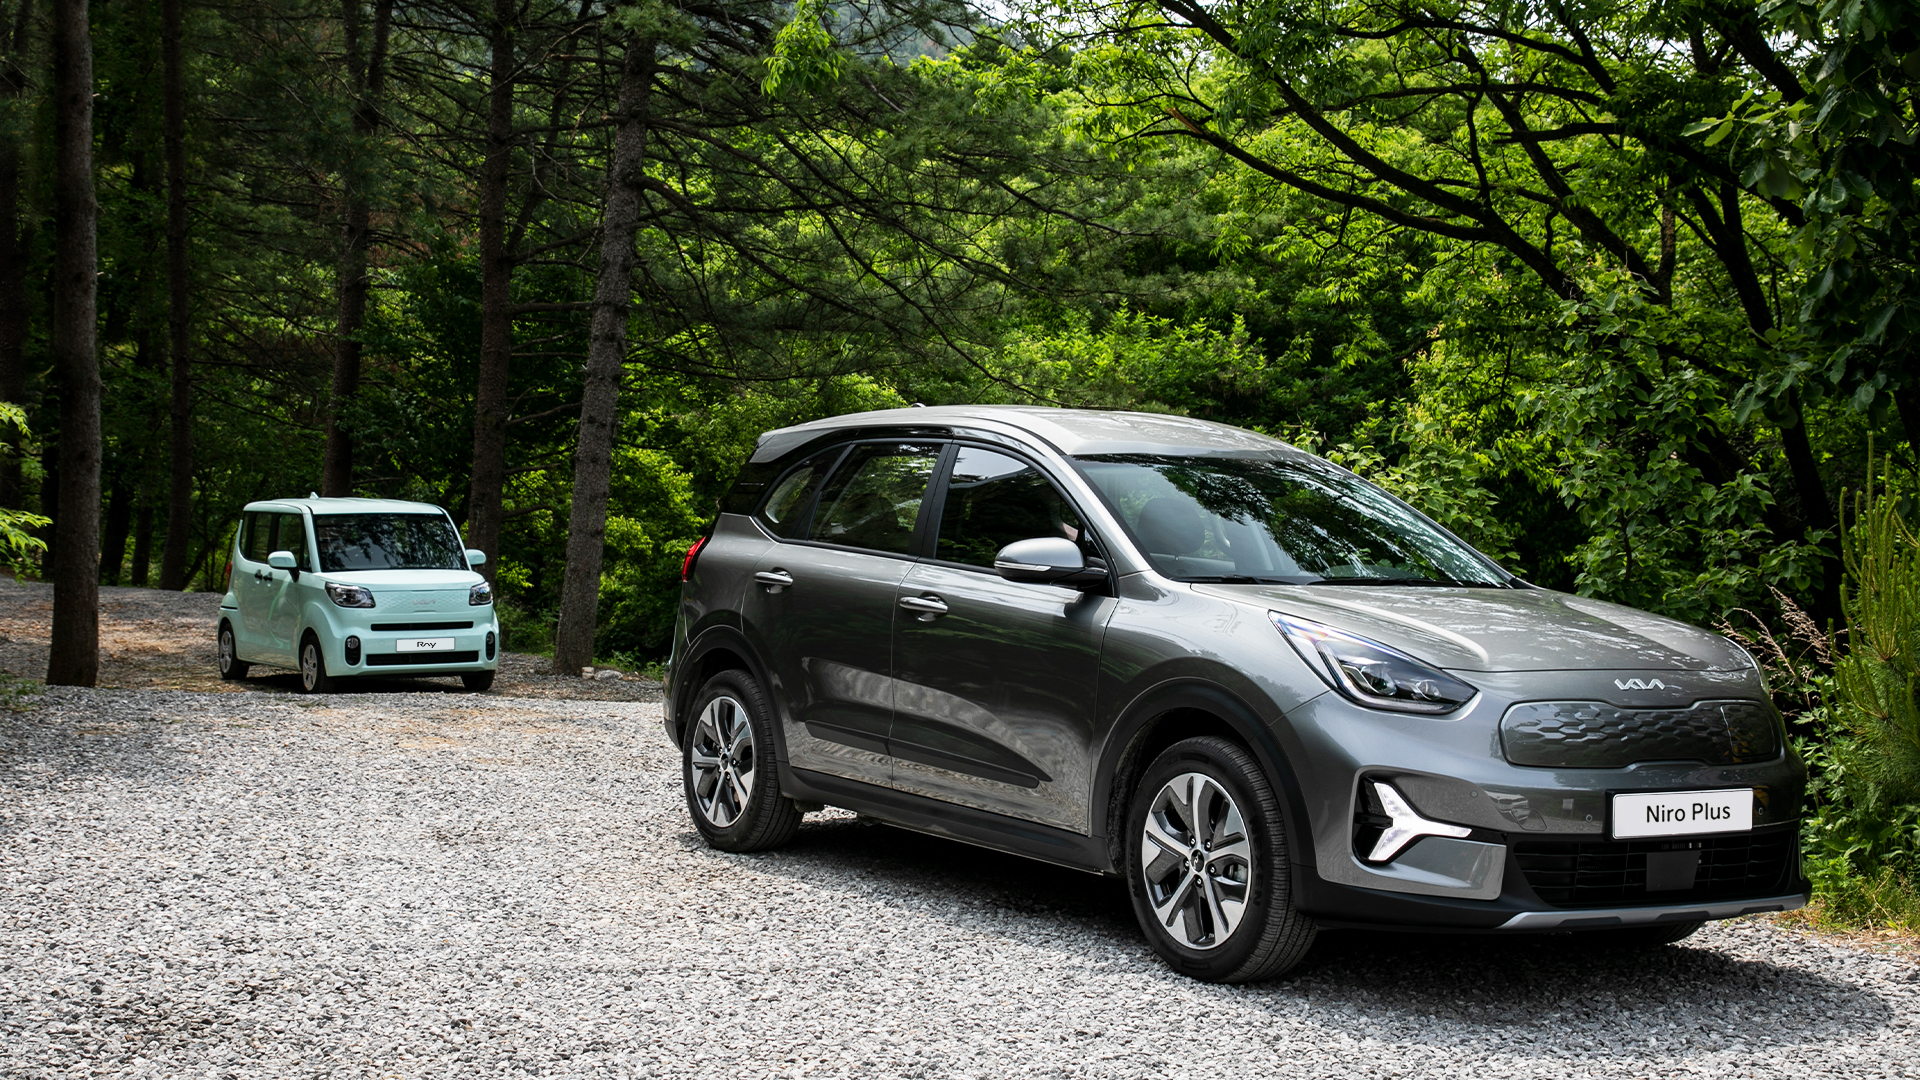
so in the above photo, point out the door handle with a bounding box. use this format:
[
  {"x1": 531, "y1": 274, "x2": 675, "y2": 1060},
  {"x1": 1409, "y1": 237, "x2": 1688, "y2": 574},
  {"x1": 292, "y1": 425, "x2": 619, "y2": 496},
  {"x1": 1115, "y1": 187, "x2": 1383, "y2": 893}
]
[
  {"x1": 898, "y1": 594, "x2": 948, "y2": 621},
  {"x1": 754, "y1": 570, "x2": 794, "y2": 593}
]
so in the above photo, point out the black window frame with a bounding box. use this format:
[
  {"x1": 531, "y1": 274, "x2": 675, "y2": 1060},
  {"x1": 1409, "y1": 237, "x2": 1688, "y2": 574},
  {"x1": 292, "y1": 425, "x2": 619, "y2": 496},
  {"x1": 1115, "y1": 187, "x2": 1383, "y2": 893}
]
[
  {"x1": 753, "y1": 438, "x2": 950, "y2": 560},
  {"x1": 918, "y1": 440, "x2": 1111, "y2": 580},
  {"x1": 751, "y1": 443, "x2": 852, "y2": 541}
]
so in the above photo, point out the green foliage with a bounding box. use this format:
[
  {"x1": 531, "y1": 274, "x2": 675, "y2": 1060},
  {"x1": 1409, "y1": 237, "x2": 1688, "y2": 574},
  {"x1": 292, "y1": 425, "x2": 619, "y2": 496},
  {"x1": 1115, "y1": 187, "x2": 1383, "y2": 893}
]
[
  {"x1": 0, "y1": 404, "x2": 48, "y2": 564},
  {"x1": 1832, "y1": 459, "x2": 1920, "y2": 805}
]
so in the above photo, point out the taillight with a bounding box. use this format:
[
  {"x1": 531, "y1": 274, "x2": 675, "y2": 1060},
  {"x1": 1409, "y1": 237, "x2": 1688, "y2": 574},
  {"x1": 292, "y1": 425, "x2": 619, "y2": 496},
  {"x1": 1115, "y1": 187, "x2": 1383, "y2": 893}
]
[
  {"x1": 223, "y1": 561, "x2": 232, "y2": 590},
  {"x1": 681, "y1": 536, "x2": 708, "y2": 581}
]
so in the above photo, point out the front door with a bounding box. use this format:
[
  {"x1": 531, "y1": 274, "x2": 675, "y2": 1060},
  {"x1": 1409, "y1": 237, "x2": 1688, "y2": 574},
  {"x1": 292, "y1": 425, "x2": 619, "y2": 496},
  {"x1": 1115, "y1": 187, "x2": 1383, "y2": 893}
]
[
  {"x1": 264, "y1": 511, "x2": 310, "y2": 660},
  {"x1": 889, "y1": 445, "x2": 1113, "y2": 832},
  {"x1": 232, "y1": 512, "x2": 276, "y2": 658},
  {"x1": 745, "y1": 441, "x2": 944, "y2": 790}
]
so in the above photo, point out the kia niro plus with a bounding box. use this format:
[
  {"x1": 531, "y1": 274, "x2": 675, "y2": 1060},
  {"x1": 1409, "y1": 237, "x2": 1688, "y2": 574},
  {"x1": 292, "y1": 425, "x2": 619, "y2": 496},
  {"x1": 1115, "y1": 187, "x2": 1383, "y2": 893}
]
[
  {"x1": 219, "y1": 497, "x2": 500, "y2": 693},
  {"x1": 664, "y1": 407, "x2": 1807, "y2": 982}
]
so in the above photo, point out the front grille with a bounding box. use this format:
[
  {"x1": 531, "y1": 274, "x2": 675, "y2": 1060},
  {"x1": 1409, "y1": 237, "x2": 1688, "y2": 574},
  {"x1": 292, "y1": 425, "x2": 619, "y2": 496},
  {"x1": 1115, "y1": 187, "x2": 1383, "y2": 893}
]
[
  {"x1": 371, "y1": 621, "x2": 474, "y2": 632},
  {"x1": 1501, "y1": 700, "x2": 1780, "y2": 768},
  {"x1": 366, "y1": 650, "x2": 480, "y2": 666},
  {"x1": 1515, "y1": 826, "x2": 1796, "y2": 907}
]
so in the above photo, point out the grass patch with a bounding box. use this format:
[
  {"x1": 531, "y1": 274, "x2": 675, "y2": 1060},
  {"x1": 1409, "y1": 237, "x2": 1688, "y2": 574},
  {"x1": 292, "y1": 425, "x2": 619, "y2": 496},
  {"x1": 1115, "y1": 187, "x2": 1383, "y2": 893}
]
[
  {"x1": 0, "y1": 670, "x2": 43, "y2": 711},
  {"x1": 1789, "y1": 870, "x2": 1920, "y2": 938}
]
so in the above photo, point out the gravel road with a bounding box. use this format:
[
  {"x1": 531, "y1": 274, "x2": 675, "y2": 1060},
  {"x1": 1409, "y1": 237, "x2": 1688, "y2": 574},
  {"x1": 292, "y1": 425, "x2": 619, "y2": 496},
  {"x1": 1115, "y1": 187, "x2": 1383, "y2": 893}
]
[{"x1": 1, "y1": 582, "x2": 1915, "y2": 1078}]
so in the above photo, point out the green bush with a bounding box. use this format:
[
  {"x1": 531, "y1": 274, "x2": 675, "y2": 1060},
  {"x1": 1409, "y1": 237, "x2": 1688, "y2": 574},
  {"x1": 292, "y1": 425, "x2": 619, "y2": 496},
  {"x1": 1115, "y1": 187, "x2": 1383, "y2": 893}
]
[{"x1": 1833, "y1": 463, "x2": 1920, "y2": 806}]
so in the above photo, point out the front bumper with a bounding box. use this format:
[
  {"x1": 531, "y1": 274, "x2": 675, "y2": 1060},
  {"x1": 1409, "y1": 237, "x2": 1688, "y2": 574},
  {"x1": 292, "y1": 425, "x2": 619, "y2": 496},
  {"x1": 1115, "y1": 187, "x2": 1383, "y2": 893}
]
[{"x1": 1278, "y1": 680, "x2": 1808, "y2": 929}]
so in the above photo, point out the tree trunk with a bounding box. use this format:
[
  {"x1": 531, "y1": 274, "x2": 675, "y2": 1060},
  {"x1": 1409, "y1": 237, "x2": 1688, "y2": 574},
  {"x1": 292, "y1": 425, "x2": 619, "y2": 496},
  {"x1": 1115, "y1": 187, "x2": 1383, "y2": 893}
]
[
  {"x1": 1896, "y1": 388, "x2": 1920, "y2": 462},
  {"x1": 100, "y1": 474, "x2": 130, "y2": 584},
  {"x1": 319, "y1": 0, "x2": 393, "y2": 497},
  {"x1": 465, "y1": 0, "x2": 515, "y2": 580},
  {"x1": 47, "y1": 0, "x2": 98, "y2": 686},
  {"x1": 551, "y1": 34, "x2": 654, "y2": 676},
  {"x1": 158, "y1": 0, "x2": 193, "y2": 588},
  {"x1": 0, "y1": 0, "x2": 31, "y2": 511},
  {"x1": 1776, "y1": 390, "x2": 1839, "y2": 627},
  {"x1": 131, "y1": 490, "x2": 153, "y2": 587}
]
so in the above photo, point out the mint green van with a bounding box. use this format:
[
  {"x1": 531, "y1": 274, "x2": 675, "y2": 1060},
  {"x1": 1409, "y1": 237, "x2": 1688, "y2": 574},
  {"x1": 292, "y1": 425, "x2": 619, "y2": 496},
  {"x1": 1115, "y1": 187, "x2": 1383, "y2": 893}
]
[{"x1": 218, "y1": 497, "x2": 500, "y2": 693}]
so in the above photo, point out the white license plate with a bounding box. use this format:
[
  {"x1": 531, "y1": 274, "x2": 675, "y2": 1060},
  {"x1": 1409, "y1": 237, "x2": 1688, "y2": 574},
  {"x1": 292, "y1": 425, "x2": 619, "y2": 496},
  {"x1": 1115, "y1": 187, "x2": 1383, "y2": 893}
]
[
  {"x1": 396, "y1": 638, "x2": 456, "y2": 653},
  {"x1": 1611, "y1": 788, "x2": 1753, "y2": 839}
]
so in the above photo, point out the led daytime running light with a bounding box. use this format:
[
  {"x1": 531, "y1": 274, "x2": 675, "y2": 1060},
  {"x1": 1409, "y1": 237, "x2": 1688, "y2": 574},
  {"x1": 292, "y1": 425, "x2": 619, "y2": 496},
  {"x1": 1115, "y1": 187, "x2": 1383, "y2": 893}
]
[{"x1": 1269, "y1": 611, "x2": 1475, "y2": 715}]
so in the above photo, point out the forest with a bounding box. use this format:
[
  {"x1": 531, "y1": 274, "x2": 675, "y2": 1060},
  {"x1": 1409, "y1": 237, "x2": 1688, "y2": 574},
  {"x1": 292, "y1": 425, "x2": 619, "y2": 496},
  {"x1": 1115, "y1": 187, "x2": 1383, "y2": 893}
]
[{"x1": 0, "y1": 0, "x2": 1916, "y2": 924}]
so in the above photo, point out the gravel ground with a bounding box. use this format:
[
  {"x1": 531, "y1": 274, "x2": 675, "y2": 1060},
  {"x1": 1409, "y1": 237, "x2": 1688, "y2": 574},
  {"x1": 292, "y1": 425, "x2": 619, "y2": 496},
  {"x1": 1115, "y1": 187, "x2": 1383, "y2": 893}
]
[{"x1": 1, "y1": 584, "x2": 1916, "y2": 1078}]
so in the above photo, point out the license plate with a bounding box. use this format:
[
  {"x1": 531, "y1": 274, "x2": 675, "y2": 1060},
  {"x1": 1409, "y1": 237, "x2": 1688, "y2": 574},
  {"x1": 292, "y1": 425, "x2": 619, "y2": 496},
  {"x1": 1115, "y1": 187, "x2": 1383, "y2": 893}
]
[
  {"x1": 1611, "y1": 788, "x2": 1753, "y2": 839},
  {"x1": 396, "y1": 638, "x2": 455, "y2": 653}
]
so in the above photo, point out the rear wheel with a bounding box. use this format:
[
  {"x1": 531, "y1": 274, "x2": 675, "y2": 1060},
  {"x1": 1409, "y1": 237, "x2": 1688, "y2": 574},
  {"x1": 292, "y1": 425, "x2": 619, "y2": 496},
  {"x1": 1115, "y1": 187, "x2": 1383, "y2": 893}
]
[
  {"x1": 217, "y1": 623, "x2": 250, "y2": 681},
  {"x1": 1126, "y1": 736, "x2": 1317, "y2": 982},
  {"x1": 298, "y1": 633, "x2": 336, "y2": 695},
  {"x1": 461, "y1": 671, "x2": 495, "y2": 692},
  {"x1": 682, "y1": 669, "x2": 801, "y2": 853}
]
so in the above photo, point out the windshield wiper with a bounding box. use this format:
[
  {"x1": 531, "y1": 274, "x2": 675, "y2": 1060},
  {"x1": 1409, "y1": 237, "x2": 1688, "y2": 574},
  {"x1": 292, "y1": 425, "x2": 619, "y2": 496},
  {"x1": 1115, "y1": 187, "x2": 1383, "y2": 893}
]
[
  {"x1": 1180, "y1": 575, "x2": 1303, "y2": 585},
  {"x1": 1303, "y1": 576, "x2": 1456, "y2": 587}
]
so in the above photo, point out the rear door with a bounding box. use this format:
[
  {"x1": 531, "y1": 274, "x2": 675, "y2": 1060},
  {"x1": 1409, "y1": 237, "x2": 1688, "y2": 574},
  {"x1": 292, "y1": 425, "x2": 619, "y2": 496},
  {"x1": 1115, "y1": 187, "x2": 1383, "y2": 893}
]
[
  {"x1": 888, "y1": 445, "x2": 1115, "y2": 832},
  {"x1": 743, "y1": 440, "x2": 943, "y2": 790}
]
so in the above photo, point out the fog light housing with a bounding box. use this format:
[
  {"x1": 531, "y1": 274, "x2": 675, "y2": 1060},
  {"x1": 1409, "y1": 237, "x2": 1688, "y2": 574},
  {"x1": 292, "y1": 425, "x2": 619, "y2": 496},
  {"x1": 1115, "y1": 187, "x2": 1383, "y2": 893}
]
[
  {"x1": 344, "y1": 635, "x2": 362, "y2": 665},
  {"x1": 485, "y1": 631, "x2": 496, "y2": 660},
  {"x1": 1355, "y1": 779, "x2": 1472, "y2": 863}
]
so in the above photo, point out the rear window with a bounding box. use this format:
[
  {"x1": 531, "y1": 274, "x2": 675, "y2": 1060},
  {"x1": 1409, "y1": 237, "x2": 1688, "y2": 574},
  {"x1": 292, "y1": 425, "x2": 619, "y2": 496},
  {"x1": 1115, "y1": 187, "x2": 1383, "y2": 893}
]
[{"x1": 313, "y1": 514, "x2": 466, "y2": 572}]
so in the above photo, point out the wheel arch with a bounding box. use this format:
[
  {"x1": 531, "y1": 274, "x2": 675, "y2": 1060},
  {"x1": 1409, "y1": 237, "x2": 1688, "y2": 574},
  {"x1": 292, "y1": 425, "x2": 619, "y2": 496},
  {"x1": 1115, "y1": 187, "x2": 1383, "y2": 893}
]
[
  {"x1": 670, "y1": 626, "x2": 780, "y2": 755},
  {"x1": 1095, "y1": 679, "x2": 1315, "y2": 876}
]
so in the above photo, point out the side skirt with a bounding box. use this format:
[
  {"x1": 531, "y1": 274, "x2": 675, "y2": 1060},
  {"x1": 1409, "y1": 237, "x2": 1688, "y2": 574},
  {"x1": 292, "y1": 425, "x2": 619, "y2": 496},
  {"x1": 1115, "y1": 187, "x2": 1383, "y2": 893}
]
[{"x1": 784, "y1": 766, "x2": 1115, "y2": 877}]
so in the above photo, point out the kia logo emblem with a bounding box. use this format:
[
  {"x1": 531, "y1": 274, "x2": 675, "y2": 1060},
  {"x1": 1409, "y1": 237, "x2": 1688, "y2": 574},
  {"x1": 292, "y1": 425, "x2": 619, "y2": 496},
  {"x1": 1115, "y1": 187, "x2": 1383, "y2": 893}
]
[{"x1": 1614, "y1": 678, "x2": 1672, "y2": 691}]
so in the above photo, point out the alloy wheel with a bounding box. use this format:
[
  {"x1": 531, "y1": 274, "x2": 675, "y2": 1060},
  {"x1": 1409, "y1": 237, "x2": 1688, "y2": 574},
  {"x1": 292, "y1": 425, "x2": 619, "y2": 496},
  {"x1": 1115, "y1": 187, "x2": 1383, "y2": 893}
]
[
  {"x1": 689, "y1": 695, "x2": 755, "y2": 828},
  {"x1": 1139, "y1": 771, "x2": 1254, "y2": 950},
  {"x1": 219, "y1": 629, "x2": 236, "y2": 674},
  {"x1": 301, "y1": 642, "x2": 321, "y2": 691}
]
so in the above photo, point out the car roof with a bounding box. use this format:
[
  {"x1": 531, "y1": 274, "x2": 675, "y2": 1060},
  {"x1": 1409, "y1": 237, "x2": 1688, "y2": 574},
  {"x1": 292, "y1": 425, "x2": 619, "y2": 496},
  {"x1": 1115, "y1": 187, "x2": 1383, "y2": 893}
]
[
  {"x1": 750, "y1": 405, "x2": 1302, "y2": 462},
  {"x1": 241, "y1": 497, "x2": 450, "y2": 515}
]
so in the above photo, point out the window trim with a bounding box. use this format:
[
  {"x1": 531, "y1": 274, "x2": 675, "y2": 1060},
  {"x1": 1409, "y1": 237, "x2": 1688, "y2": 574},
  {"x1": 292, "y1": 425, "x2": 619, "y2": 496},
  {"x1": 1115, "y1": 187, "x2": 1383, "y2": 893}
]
[
  {"x1": 758, "y1": 438, "x2": 951, "y2": 560},
  {"x1": 918, "y1": 440, "x2": 1110, "y2": 579},
  {"x1": 752, "y1": 443, "x2": 852, "y2": 542}
]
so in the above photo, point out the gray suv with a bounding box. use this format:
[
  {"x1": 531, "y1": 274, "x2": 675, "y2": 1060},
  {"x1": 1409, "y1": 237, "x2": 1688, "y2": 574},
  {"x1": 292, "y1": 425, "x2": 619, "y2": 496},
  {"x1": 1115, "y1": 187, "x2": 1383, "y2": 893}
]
[{"x1": 664, "y1": 406, "x2": 1807, "y2": 982}]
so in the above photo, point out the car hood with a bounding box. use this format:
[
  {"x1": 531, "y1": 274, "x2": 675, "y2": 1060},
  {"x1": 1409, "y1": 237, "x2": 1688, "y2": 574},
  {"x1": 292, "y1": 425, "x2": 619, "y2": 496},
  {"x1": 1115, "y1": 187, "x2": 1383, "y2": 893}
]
[
  {"x1": 321, "y1": 569, "x2": 481, "y2": 590},
  {"x1": 1191, "y1": 583, "x2": 1748, "y2": 672}
]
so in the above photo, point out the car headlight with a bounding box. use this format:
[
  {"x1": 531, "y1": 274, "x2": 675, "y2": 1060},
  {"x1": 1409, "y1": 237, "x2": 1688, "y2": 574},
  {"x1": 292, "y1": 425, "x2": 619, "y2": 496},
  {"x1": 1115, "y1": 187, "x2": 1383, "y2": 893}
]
[
  {"x1": 325, "y1": 582, "x2": 376, "y2": 608},
  {"x1": 469, "y1": 581, "x2": 494, "y2": 606},
  {"x1": 1269, "y1": 611, "x2": 1476, "y2": 715}
]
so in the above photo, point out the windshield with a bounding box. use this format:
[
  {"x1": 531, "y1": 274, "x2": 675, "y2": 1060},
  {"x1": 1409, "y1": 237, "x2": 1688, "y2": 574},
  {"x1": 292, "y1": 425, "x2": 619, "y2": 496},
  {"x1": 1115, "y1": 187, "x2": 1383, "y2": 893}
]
[
  {"x1": 313, "y1": 514, "x2": 466, "y2": 572},
  {"x1": 1073, "y1": 454, "x2": 1506, "y2": 587}
]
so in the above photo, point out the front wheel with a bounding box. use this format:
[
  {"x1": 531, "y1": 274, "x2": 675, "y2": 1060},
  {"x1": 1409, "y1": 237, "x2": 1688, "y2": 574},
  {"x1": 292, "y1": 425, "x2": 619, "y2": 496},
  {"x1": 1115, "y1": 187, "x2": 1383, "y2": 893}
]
[
  {"x1": 298, "y1": 634, "x2": 337, "y2": 695},
  {"x1": 682, "y1": 670, "x2": 801, "y2": 853},
  {"x1": 218, "y1": 623, "x2": 250, "y2": 681},
  {"x1": 461, "y1": 671, "x2": 496, "y2": 692},
  {"x1": 1125, "y1": 736, "x2": 1317, "y2": 983}
]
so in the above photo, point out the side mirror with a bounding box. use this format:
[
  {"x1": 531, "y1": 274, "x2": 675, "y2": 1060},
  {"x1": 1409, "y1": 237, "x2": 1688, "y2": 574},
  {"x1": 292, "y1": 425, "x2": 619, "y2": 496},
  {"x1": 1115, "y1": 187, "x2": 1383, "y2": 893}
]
[
  {"x1": 466, "y1": 548, "x2": 487, "y2": 567},
  {"x1": 267, "y1": 551, "x2": 298, "y2": 571},
  {"x1": 993, "y1": 537, "x2": 1108, "y2": 587}
]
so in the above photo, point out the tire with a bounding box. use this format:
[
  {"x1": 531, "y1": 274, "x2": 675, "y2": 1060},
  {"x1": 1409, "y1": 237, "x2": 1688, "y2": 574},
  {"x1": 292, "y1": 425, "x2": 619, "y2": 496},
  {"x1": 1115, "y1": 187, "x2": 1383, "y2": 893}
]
[
  {"x1": 1584, "y1": 921, "x2": 1705, "y2": 948},
  {"x1": 218, "y1": 622, "x2": 250, "y2": 681},
  {"x1": 298, "y1": 633, "x2": 337, "y2": 695},
  {"x1": 682, "y1": 669, "x2": 802, "y2": 853},
  {"x1": 462, "y1": 671, "x2": 496, "y2": 692},
  {"x1": 1125, "y1": 735, "x2": 1317, "y2": 983}
]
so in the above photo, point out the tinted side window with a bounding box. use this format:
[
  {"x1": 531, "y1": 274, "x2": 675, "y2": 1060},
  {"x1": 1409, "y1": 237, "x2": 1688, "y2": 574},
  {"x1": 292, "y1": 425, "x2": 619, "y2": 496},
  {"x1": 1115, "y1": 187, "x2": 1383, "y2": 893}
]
[
  {"x1": 758, "y1": 448, "x2": 842, "y2": 539},
  {"x1": 936, "y1": 448, "x2": 1087, "y2": 568},
  {"x1": 241, "y1": 512, "x2": 270, "y2": 562},
  {"x1": 808, "y1": 443, "x2": 942, "y2": 554},
  {"x1": 277, "y1": 513, "x2": 311, "y2": 568}
]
